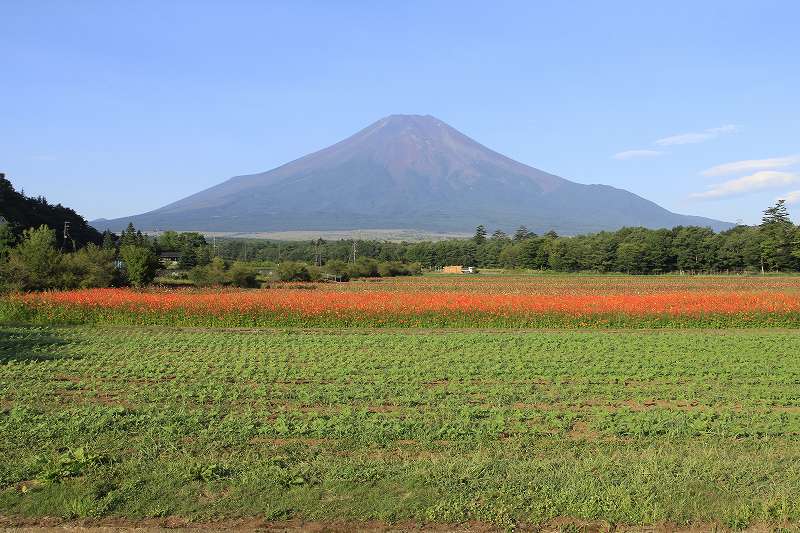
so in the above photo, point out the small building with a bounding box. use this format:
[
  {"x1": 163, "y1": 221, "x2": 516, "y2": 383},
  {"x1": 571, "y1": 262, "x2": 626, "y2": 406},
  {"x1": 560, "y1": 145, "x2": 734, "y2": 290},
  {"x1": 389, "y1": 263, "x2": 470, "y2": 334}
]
[
  {"x1": 442, "y1": 265, "x2": 478, "y2": 274},
  {"x1": 159, "y1": 251, "x2": 182, "y2": 266}
]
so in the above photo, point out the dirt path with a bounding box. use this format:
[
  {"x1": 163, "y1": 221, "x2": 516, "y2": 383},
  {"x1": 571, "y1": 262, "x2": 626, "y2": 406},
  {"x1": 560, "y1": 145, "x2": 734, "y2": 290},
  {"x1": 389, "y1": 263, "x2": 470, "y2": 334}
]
[{"x1": 26, "y1": 324, "x2": 800, "y2": 336}]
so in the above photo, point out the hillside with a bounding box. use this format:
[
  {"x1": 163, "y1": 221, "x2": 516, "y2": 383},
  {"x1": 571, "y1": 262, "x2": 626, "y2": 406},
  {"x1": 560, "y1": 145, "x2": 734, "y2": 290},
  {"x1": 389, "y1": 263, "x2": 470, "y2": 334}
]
[
  {"x1": 0, "y1": 173, "x2": 102, "y2": 248},
  {"x1": 93, "y1": 115, "x2": 732, "y2": 235}
]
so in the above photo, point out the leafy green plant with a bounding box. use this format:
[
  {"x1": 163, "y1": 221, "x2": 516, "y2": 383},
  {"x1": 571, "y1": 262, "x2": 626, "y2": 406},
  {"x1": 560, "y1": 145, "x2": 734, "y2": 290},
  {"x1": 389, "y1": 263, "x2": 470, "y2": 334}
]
[{"x1": 36, "y1": 447, "x2": 108, "y2": 484}]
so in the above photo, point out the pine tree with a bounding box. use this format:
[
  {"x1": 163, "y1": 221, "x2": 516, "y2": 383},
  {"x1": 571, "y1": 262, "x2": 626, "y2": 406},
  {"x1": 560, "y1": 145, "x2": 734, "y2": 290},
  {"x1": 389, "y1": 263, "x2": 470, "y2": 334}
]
[
  {"x1": 513, "y1": 226, "x2": 531, "y2": 241},
  {"x1": 491, "y1": 229, "x2": 509, "y2": 241},
  {"x1": 119, "y1": 223, "x2": 138, "y2": 247},
  {"x1": 101, "y1": 230, "x2": 116, "y2": 251},
  {"x1": 761, "y1": 199, "x2": 791, "y2": 226},
  {"x1": 473, "y1": 225, "x2": 487, "y2": 245},
  {"x1": 760, "y1": 200, "x2": 796, "y2": 272}
]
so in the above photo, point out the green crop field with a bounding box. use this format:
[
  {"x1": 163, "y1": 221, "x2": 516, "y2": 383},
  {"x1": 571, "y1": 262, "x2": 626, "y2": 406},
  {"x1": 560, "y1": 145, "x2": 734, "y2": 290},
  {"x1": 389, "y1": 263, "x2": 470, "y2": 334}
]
[{"x1": 3, "y1": 325, "x2": 800, "y2": 530}]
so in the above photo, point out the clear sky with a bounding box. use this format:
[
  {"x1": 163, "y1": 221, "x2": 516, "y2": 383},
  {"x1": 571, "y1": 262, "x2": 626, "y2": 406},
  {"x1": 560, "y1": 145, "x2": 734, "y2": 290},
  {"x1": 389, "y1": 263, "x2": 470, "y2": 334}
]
[{"x1": 2, "y1": 0, "x2": 799, "y2": 225}]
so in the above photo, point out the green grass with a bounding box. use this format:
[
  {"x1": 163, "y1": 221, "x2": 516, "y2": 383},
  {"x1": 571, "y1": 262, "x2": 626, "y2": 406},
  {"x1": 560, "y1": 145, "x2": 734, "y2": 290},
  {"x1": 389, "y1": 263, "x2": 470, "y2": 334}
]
[{"x1": 3, "y1": 325, "x2": 800, "y2": 528}]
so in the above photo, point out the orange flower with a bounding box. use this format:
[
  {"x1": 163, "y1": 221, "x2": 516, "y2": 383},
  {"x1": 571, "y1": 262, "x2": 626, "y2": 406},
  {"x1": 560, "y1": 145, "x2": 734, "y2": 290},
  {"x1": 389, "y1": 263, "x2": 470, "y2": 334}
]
[{"x1": 17, "y1": 287, "x2": 800, "y2": 317}]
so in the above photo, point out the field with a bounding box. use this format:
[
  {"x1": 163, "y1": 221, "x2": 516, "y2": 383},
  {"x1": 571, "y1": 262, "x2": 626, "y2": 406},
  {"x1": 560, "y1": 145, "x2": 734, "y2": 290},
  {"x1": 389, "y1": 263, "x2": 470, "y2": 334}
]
[
  {"x1": 5, "y1": 274, "x2": 800, "y2": 329},
  {"x1": 3, "y1": 274, "x2": 800, "y2": 530}
]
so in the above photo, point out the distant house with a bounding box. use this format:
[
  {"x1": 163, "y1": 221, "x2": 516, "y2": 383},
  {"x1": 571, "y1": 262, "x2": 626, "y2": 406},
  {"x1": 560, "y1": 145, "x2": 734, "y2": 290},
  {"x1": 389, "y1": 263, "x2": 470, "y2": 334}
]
[
  {"x1": 442, "y1": 265, "x2": 478, "y2": 274},
  {"x1": 159, "y1": 251, "x2": 182, "y2": 266}
]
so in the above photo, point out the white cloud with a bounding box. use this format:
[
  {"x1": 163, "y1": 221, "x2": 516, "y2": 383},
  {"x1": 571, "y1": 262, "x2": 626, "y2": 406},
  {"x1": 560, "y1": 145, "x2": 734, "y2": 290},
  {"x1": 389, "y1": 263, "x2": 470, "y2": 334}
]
[
  {"x1": 707, "y1": 125, "x2": 739, "y2": 135},
  {"x1": 655, "y1": 124, "x2": 739, "y2": 146},
  {"x1": 690, "y1": 170, "x2": 799, "y2": 200},
  {"x1": 612, "y1": 150, "x2": 664, "y2": 160},
  {"x1": 701, "y1": 155, "x2": 800, "y2": 177},
  {"x1": 779, "y1": 190, "x2": 800, "y2": 205}
]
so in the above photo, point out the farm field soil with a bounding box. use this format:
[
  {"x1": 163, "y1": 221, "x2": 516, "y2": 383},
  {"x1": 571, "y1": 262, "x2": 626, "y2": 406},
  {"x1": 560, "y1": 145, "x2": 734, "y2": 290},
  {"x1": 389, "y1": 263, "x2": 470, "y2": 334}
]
[{"x1": 3, "y1": 325, "x2": 800, "y2": 529}]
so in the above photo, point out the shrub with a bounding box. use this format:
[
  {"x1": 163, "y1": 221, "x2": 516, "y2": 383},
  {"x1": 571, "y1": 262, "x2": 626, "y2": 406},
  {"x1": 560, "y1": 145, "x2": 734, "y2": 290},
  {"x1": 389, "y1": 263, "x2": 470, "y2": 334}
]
[
  {"x1": 323, "y1": 259, "x2": 350, "y2": 281},
  {"x1": 2, "y1": 225, "x2": 63, "y2": 291},
  {"x1": 348, "y1": 258, "x2": 379, "y2": 278},
  {"x1": 276, "y1": 261, "x2": 312, "y2": 282},
  {"x1": 119, "y1": 245, "x2": 159, "y2": 288},
  {"x1": 188, "y1": 257, "x2": 227, "y2": 287},
  {"x1": 378, "y1": 260, "x2": 415, "y2": 277},
  {"x1": 60, "y1": 244, "x2": 117, "y2": 288},
  {"x1": 228, "y1": 261, "x2": 258, "y2": 288}
]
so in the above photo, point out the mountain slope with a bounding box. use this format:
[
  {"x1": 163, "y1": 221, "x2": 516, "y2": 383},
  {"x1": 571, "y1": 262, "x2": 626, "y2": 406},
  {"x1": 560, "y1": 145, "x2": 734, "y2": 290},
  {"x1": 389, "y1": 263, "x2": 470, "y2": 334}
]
[{"x1": 93, "y1": 115, "x2": 731, "y2": 234}]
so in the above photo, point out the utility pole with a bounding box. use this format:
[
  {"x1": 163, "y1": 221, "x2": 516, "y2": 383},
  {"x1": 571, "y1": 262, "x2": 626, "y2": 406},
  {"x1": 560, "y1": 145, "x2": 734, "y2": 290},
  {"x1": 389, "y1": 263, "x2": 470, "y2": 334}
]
[
  {"x1": 313, "y1": 238, "x2": 325, "y2": 267},
  {"x1": 351, "y1": 239, "x2": 357, "y2": 264},
  {"x1": 212, "y1": 235, "x2": 217, "y2": 257},
  {"x1": 62, "y1": 221, "x2": 73, "y2": 252}
]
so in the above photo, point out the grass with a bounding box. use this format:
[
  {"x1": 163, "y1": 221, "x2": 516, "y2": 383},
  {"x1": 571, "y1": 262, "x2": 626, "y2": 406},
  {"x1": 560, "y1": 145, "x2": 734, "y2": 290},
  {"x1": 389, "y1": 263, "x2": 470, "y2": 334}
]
[{"x1": 3, "y1": 325, "x2": 800, "y2": 528}]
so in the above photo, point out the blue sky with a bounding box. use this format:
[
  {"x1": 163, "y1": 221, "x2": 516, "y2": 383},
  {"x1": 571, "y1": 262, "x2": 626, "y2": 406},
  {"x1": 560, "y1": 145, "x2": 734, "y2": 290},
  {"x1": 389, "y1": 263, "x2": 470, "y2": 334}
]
[{"x1": 2, "y1": 0, "x2": 799, "y2": 225}]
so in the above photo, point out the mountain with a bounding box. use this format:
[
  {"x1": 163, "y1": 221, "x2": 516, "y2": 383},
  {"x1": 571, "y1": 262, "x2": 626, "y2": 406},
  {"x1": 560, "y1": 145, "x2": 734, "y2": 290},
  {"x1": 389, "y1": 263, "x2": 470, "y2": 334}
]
[
  {"x1": 0, "y1": 173, "x2": 102, "y2": 248},
  {"x1": 93, "y1": 114, "x2": 732, "y2": 235}
]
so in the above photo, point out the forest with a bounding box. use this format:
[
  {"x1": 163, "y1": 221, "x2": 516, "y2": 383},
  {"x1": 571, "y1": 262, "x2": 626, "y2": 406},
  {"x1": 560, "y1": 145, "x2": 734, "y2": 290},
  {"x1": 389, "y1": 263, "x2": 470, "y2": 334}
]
[{"x1": 213, "y1": 201, "x2": 799, "y2": 274}]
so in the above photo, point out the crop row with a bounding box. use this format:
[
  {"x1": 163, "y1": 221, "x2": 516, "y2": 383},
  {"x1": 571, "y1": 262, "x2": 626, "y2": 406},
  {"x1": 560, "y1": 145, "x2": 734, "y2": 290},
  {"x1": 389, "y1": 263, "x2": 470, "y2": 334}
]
[{"x1": 5, "y1": 326, "x2": 800, "y2": 525}]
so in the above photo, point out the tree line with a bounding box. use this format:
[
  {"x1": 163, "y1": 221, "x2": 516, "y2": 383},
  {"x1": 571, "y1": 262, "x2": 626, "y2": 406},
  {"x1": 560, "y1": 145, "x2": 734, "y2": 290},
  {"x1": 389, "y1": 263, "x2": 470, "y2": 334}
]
[
  {"x1": 0, "y1": 222, "x2": 264, "y2": 291},
  {"x1": 212, "y1": 201, "x2": 800, "y2": 274},
  {"x1": 0, "y1": 221, "x2": 421, "y2": 291}
]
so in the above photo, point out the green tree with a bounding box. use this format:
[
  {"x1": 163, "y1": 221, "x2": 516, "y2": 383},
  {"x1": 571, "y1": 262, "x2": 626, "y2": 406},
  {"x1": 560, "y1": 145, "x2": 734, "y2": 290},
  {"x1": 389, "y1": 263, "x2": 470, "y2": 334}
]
[
  {"x1": 716, "y1": 225, "x2": 761, "y2": 272},
  {"x1": 101, "y1": 230, "x2": 116, "y2": 252},
  {"x1": 276, "y1": 261, "x2": 313, "y2": 282},
  {"x1": 61, "y1": 244, "x2": 117, "y2": 288},
  {"x1": 228, "y1": 261, "x2": 258, "y2": 288},
  {"x1": 2, "y1": 225, "x2": 63, "y2": 290},
  {"x1": 616, "y1": 239, "x2": 647, "y2": 274},
  {"x1": 189, "y1": 257, "x2": 228, "y2": 286},
  {"x1": 189, "y1": 257, "x2": 230, "y2": 287},
  {"x1": 119, "y1": 245, "x2": 158, "y2": 287},
  {"x1": 473, "y1": 225, "x2": 487, "y2": 245},
  {"x1": 513, "y1": 226, "x2": 532, "y2": 241},
  {"x1": 348, "y1": 258, "x2": 379, "y2": 278},
  {"x1": 672, "y1": 226, "x2": 717, "y2": 273},
  {"x1": 498, "y1": 242, "x2": 522, "y2": 268},
  {"x1": 760, "y1": 200, "x2": 796, "y2": 272},
  {"x1": 517, "y1": 238, "x2": 544, "y2": 269},
  {"x1": 119, "y1": 223, "x2": 140, "y2": 247},
  {"x1": 323, "y1": 259, "x2": 350, "y2": 281},
  {"x1": 548, "y1": 238, "x2": 581, "y2": 272},
  {"x1": 0, "y1": 220, "x2": 15, "y2": 261},
  {"x1": 491, "y1": 229, "x2": 509, "y2": 241}
]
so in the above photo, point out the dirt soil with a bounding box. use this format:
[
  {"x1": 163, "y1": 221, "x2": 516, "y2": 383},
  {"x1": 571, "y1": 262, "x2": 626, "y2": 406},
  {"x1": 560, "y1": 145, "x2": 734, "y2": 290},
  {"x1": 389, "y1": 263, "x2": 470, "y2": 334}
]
[{"x1": 0, "y1": 516, "x2": 790, "y2": 532}]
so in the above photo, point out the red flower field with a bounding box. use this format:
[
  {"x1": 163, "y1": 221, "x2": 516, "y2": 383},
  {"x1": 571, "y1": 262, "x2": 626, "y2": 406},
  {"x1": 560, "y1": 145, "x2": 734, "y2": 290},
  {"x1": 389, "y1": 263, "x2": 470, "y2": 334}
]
[
  {"x1": 15, "y1": 286, "x2": 800, "y2": 316},
  {"x1": 6, "y1": 275, "x2": 800, "y2": 328}
]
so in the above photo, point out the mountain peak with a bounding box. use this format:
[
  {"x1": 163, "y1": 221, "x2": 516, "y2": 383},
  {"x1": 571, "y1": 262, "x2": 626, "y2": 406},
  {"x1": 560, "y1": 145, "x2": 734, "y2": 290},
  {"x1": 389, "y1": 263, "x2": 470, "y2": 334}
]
[
  {"x1": 93, "y1": 115, "x2": 733, "y2": 235},
  {"x1": 366, "y1": 114, "x2": 450, "y2": 141},
  {"x1": 380, "y1": 113, "x2": 440, "y2": 123}
]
